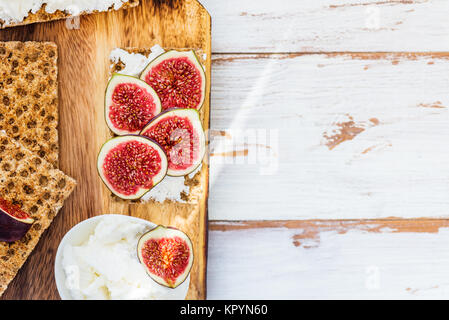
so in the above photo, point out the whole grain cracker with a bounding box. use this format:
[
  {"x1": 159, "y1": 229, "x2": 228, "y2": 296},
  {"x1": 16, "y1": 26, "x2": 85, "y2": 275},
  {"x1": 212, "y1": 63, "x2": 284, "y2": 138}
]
[
  {"x1": 0, "y1": 131, "x2": 76, "y2": 297},
  {"x1": 0, "y1": 0, "x2": 139, "y2": 29},
  {"x1": 109, "y1": 47, "x2": 206, "y2": 204},
  {"x1": 0, "y1": 1, "x2": 140, "y2": 29},
  {"x1": 0, "y1": 41, "x2": 59, "y2": 167}
]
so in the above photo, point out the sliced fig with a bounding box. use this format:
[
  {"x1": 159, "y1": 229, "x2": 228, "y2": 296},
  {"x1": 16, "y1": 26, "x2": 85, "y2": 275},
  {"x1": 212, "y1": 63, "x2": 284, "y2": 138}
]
[
  {"x1": 140, "y1": 108, "x2": 206, "y2": 177},
  {"x1": 140, "y1": 50, "x2": 206, "y2": 111},
  {"x1": 105, "y1": 74, "x2": 162, "y2": 135},
  {"x1": 97, "y1": 135, "x2": 168, "y2": 200},
  {"x1": 0, "y1": 197, "x2": 34, "y2": 243},
  {"x1": 137, "y1": 225, "x2": 193, "y2": 289}
]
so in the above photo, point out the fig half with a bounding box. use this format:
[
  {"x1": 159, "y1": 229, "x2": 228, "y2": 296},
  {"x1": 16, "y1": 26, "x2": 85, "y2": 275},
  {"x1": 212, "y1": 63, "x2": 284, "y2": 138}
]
[
  {"x1": 105, "y1": 74, "x2": 162, "y2": 135},
  {"x1": 140, "y1": 108, "x2": 206, "y2": 177},
  {"x1": 97, "y1": 135, "x2": 168, "y2": 200},
  {"x1": 0, "y1": 197, "x2": 34, "y2": 243},
  {"x1": 140, "y1": 50, "x2": 206, "y2": 111},
  {"x1": 137, "y1": 225, "x2": 194, "y2": 289}
]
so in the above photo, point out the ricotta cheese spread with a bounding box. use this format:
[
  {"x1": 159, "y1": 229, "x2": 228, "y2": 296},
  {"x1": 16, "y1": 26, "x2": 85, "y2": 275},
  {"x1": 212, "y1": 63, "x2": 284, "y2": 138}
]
[
  {"x1": 141, "y1": 164, "x2": 202, "y2": 203},
  {"x1": 0, "y1": 0, "x2": 130, "y2": 25},
  {"x1": 109, "y1": 44, "x2": 165, "y2": 77},
  {"x1": 61, "y1": 215, "x2": 188, "y2": 300}
]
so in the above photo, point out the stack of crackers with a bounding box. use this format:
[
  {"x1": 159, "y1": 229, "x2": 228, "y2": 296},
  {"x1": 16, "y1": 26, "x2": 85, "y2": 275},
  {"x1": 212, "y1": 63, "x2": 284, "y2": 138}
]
[{"x1": 0, "y1": 41, "x2": 76, "y2": 296}]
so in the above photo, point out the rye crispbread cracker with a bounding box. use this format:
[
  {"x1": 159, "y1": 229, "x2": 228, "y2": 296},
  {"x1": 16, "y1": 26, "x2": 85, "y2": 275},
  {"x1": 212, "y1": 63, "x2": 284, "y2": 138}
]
[
  {"x1": 109, "y1": 47, "x2": 206, "y2": 204},
  {"x1": 0, "y1": 1, "x2": 140, "y2": 29},
  {"x1": 0, "y1": 41, "x2": 59, "y2": 168},
  {"x1": 0, "y1": 131, "x2": 76, "y2": 296}
]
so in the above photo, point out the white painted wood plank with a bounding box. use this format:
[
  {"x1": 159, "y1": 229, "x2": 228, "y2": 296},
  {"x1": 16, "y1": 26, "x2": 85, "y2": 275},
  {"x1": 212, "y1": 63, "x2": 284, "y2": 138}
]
[
  {"x1": 208, "y1": 53, "x2": 449, "y2": 220},
  {"x1": 199, "y1": 0, "x2": 449, "y2": 53},
  {"x1": 208, "y1": 221, "x2": 449, "y2": 299}
]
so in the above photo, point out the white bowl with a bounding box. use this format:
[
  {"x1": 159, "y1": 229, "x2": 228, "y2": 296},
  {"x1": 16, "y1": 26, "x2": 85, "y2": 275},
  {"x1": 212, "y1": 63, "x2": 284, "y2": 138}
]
[{"x1": 54, "y1": 214, "x2": 190, "y2": 300}]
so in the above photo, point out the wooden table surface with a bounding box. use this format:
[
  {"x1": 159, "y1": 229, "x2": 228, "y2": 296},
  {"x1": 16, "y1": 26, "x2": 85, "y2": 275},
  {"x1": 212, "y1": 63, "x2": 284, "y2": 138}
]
[
  {"x1": 0, "y1": 0, "x2": 211, "y2": 300},
  {"x1": 203, "y1": 0, "x2": 449, "y2": 299}
]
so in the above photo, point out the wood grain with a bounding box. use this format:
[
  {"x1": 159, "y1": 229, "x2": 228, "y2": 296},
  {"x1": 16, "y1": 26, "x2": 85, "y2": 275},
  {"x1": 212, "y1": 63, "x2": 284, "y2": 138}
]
[
  {"x1": 209, "y1": 219, "x2": 449, "y2": 299},
  {"x1": 200, "y1": 0, "x2": 449, "y2": 53},
  {"x1": 208, "y1": 52, "x2": 449, "y2": 220},
  {"x1": 199, "y1": 1, "x2": 449, "y2": 299},
  {"x1": 0, "y1": 0, "x2": 211, "y2": 300}
]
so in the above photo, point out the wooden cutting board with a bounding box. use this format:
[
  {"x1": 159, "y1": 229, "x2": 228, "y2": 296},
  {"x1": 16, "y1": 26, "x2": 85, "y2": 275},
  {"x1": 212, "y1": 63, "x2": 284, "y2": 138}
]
[{"x1": 0, "y1": 0, "x2": 211, "y2": 300}]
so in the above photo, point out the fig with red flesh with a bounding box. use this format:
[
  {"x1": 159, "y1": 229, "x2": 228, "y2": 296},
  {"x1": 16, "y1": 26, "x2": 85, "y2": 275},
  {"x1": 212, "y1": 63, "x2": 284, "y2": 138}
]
[
  {"x1": 137, "y1": 225, "x2": 193, "y2": 289},
  {"x1": 140, "y1": 108, "x2": 206, "y2": 177},
  {"x1": 97, "y1": 135, "x2": 168, "y2": 200},
  {"x1": 140, "y1": 50, "x2": 206, "y2": 111},
  {"x1": 105, "y1": 74, "x2": 162, "y2": 135},
  {"x1": 0, "y1": 197, "x2": 34, "y2": 243}
]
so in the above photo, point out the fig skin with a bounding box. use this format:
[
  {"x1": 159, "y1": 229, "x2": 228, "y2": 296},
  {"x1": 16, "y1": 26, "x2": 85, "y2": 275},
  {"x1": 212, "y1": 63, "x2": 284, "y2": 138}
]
[{"x1": 0, "y1": 206, "x2": 34, "y2": 243}]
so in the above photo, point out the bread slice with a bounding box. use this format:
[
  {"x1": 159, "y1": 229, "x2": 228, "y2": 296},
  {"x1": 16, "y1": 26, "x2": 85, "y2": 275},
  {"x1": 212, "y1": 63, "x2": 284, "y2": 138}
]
[
  {"x1": 0, "y1": 131, "x2": 76, "y2": 296},
  {"x1": 0, "y1": 41, "x2": 59, "y2": 168},
  {"x1": 0, "y1": 1, "x2": 139, "y2": 29}
]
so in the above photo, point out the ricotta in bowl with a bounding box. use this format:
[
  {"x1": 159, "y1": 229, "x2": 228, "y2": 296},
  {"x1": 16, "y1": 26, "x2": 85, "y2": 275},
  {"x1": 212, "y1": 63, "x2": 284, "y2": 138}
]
[{"x1": 55, "y1": 214, "x2": 189, "y2": 300}]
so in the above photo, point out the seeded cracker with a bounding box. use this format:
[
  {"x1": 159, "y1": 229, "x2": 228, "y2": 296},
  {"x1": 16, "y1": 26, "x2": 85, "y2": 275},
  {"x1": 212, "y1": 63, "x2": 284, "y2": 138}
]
[
  {"x1": 0, "y1": 41, "x2": 59, "y2": 168},
  {"x1": 0, "y1": 0, "x2": 140, "y2": 29},
  {"x1": 0, "y1": 131, "x2": 76, "y2": 296}
]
